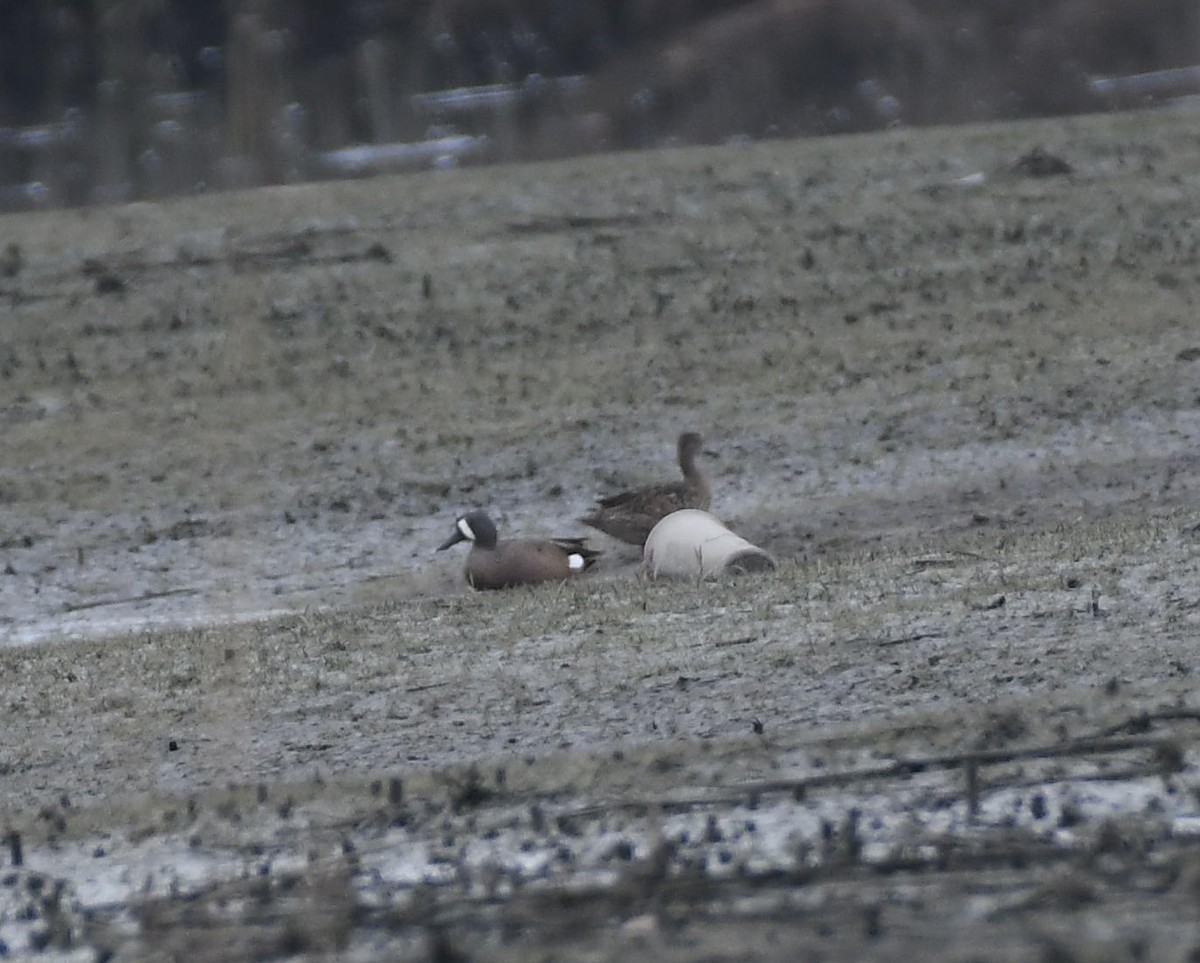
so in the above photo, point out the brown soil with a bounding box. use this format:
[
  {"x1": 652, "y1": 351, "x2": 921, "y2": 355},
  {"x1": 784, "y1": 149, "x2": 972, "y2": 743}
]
[{"x1": 2, "y1": 107, "x2": 1200, "y2": 961}]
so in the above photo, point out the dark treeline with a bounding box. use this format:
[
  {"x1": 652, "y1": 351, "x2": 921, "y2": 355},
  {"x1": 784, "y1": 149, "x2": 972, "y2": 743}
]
[{"x1": 0, "y1": 0, "x2": 1197, "y2": 208}]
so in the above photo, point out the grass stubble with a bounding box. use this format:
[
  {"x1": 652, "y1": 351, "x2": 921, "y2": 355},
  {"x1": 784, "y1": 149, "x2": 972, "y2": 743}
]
[{"x1": 2, "y1": 108, "x2": 1200, "y2": 959}]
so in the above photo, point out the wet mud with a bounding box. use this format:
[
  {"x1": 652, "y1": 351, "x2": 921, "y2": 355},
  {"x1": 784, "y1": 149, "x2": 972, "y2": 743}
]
[{"x1": 2, "y1": 108, "x2": 1200, "y2": 959}]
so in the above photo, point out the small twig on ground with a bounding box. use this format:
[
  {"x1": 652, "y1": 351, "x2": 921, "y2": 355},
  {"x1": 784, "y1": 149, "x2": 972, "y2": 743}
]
[{"x1": 63, "y1": 588, "x2": 198, "y2": 612}]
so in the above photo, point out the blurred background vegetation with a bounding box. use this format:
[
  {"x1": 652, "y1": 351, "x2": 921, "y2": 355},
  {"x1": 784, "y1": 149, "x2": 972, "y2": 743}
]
[{"x1": 0, "y1": 0, "x2": 1197, "y2": 210}]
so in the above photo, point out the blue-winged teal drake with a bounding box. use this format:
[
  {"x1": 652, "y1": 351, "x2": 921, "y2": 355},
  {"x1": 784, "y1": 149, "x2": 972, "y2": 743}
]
[
  {"x1": 579, "y1": 432, "x2": 713, "y2": 547},
  {"x1": 438, "y1": 511, "x2": 601, "y2": 590}
]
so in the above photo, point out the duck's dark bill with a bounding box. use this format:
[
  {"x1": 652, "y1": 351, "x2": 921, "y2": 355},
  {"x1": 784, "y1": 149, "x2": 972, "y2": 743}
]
[{"x1": 437, "y1": 530, "x2": 467, "y2": 551}]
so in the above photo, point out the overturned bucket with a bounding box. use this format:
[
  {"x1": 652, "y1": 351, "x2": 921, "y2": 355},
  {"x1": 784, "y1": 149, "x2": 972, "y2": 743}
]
[{"x1": 642, "y1": 510, "x2": 777, "y2": 579}]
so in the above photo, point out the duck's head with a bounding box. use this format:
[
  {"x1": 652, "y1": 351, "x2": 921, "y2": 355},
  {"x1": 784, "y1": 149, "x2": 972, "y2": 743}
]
[
  {"x1": 678, "y1": 432, "x2": 704, "y2": 462},
  {"x1": 678, "y1": 431, "x2": 718, "y2": 468},
  {"x1": 438, "y1": 511, "x2": 498, "y2": 551}
]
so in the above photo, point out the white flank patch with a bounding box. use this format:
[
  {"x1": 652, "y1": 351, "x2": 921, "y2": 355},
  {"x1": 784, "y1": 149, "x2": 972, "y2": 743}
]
[
  {"x1": 457, "y1": 517, "x2": 475, "y2": 541},
  {"x1": 567, "y1": 553, "x2": 585, "y2": 572}
]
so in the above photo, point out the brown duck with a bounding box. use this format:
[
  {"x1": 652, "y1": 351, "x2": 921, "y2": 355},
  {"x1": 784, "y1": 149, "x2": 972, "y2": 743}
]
[
  {"x1": 438, "y1": 511, "x2": 601, "y2": 590},
  {"x1": 579, "y1": 432, "x2": 713, "y2": 547}
]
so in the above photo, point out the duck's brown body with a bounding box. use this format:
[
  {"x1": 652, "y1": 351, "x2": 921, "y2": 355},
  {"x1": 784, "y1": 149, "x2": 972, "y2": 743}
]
[
  {"x1": 439, "y1": 512, "x2": 600, "y2": 590},
  {"x1": 580, "y1": 432, "x2": 712, "y2": 547}
]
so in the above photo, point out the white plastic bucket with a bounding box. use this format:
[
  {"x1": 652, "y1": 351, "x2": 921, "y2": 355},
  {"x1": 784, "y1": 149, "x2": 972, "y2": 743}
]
[{"x1": 642, "y1": 509, "x2": 777, "y2": 579}]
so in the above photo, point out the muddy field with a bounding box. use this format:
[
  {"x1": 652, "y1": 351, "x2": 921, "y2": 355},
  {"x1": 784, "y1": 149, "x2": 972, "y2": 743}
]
[{"x1": 3, "y1": 107, "x2": 1200, "y2": 960}]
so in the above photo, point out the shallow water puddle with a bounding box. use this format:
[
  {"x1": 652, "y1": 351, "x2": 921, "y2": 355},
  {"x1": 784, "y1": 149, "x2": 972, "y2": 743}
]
[{"x1": 0, "y1": 509, "x2": 457, "y2": 647}]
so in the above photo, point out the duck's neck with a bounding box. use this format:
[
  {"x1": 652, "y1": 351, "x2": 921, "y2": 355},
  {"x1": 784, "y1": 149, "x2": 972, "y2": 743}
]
[{"x1": 681, "y1": 455, "x2": 708, "y2": 494}]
